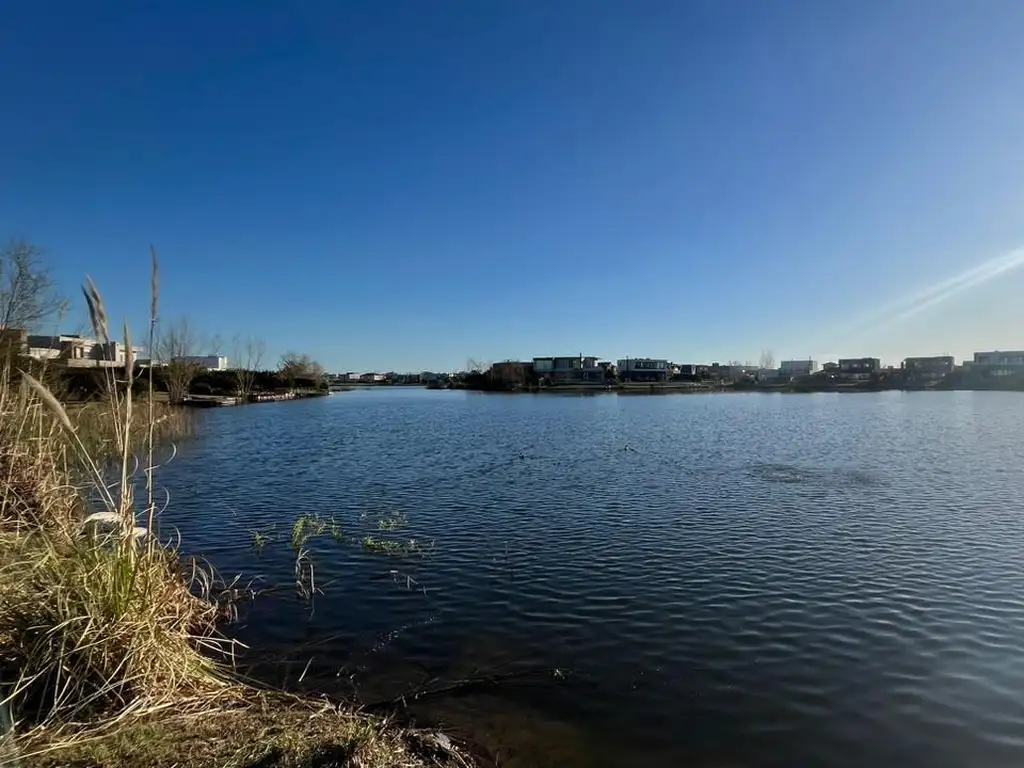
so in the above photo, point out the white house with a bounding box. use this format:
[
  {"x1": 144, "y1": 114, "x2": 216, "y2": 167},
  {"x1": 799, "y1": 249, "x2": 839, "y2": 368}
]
[
  {"x1": 173, "y1": 355, "x2": 228, "y2": 371},
  {"x1": 25, "y1": 335, "x2": 144, "y2": 368}
]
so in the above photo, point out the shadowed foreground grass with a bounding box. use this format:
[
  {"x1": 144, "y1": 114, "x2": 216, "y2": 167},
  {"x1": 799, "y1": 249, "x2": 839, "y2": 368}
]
[
  {"x1": 20, "y1": 692, "x2": 481, "y2": 768},
  {"x1": 0, "y1": 261, "x2": 481, "y2": 768}
]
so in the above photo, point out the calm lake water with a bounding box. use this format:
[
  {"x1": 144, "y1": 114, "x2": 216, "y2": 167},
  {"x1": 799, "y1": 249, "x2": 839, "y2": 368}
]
[{"x1": 159, "y1": 389, "x2": 1024, "y2": 767}]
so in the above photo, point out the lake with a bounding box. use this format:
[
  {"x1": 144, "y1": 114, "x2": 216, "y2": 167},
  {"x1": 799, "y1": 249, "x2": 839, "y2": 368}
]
[{"x1": 158, "y1": 389, "x2": 1024, "y2": 767}]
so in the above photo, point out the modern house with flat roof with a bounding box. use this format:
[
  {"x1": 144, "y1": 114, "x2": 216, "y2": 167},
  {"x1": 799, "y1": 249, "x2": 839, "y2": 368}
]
[
  {"x1": 26, "y1": 334, "x2": 144, "y2": 368},
  {"x1": 617, "y1": 357, "x2": 669, "y2": 382},
  {"x1": 533, "y1": 355, "x2": 604, "y2": 384},
  {"x1": 838, "y1": 357, "x2": 881, "y2": 376},
  {"x1": 902, "y1": 356, "x2": 955, "y2": 377},
  {"x1": 972, "y1": 351, "x2": 1024, "y2": 377},
  {"x1": 779, "y1": 359, "x2": 819, "y2": 377}
]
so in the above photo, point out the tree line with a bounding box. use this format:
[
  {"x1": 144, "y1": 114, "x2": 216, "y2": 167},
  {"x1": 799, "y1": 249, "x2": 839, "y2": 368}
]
[{"x1": 0, "y1": 239, "x2": 327, "y2": 403}]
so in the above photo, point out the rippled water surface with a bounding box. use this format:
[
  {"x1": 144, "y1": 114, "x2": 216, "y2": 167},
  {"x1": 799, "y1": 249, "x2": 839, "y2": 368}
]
[{"x1": 159, "y1": 389, "x2": 1024, "y2": 767}]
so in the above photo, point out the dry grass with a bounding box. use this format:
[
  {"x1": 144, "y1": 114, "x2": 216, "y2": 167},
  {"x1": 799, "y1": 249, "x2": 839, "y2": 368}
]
[
  {"x1": 17, "y1": 692, "x2": 481, "y2": 768},
  {"x1": 0, "y1": 262, "x2": 483, "y2": 768},
  {"x1": 67, "y1": 398, "x2": 192, "y2": 463},
  {"x1": 0, "y1": 262, "x2": 237, "y2": 737}
]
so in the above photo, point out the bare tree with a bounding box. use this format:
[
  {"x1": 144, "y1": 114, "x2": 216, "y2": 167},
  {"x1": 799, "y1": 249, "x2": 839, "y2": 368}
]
[
  {"x1": 232, "y1": 334, "x2": 266, "y2": 400},
  {"x1": 208, "y1": 332, "x2": 225, "y2": 357},
  {"x1": 279, "y1": 351, "x2": 325, "y2": 389},
  {"x1": 759, "y1": 349, "x2": 776, "y2": 370},
  {"x1": 158, "y1": 317, "x2": 202, "y2": 404},
  {"x1": 0, "y1": 239, "x2": 67, "y2": 331}
]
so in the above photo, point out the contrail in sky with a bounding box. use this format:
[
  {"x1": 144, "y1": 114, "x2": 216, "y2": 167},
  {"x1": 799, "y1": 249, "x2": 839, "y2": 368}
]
[{"x1": 816, "y1": 246, "x2": 1024, "y2": 352}]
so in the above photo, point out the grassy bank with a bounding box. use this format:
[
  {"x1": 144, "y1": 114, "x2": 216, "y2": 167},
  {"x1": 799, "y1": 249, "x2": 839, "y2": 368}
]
[{"x1": 0, "y1": 270, "x2": 478, "y2": 767}]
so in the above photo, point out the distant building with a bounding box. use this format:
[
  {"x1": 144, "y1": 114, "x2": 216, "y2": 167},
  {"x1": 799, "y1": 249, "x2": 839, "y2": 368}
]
[
  {"x1": 902, "y1": 356, "x2": 955, "y2": 377},
  {"x1": 173, "y1": 355, "x2": 228, "y2": 371},
  {"x1": 358, "y1": 372, "x2": 386, "y2": 383},
  {"x1": 822, "y1": 362, "x2": 839, "y2": 372},
  {"x1": 26, "y1": 334, "x2": 143, "y2": 368},
  {"x1": 533, "y1": 355, "x2": 603, "y2": 384},
  {"x1": 617, "y1": 357, "x2": 669, "y2": 382},
  {"x1": 709, "y1": 363, "x2": 749, "y2": 381},
  {"x1": 779, "y1": 359, "x2": 819, "y2": 377},
  {"x1": 972, "y1": 351, "x2": 1024, "y2": 377},
  {"x1": 838, "y1": 357, "x2": 881, "y2": 376}
]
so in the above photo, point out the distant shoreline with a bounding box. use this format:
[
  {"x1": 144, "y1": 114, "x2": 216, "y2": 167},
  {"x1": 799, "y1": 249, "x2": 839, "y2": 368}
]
[{"x1": 453, "y1": 381, "x2": 1024, "y2": 395}]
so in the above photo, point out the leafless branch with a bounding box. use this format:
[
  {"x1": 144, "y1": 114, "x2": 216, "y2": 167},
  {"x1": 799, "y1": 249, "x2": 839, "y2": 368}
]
[{"x1": 0, "y1": 239, "x2": 67, "y2": 331}]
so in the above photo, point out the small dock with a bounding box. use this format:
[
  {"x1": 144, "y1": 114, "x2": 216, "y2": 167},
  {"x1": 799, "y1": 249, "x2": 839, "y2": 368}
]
[
  {"x1": 181, "y1": 395, "x2": 242, "y2": 407},
  {"x1": 182, "y1": 391, "x2": 327, "y2": 407}
]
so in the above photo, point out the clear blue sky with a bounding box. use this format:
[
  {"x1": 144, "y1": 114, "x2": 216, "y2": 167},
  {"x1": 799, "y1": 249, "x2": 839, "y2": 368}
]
[{"x1": 3, "y1": 1, "x2": 1024, "y2": 371}]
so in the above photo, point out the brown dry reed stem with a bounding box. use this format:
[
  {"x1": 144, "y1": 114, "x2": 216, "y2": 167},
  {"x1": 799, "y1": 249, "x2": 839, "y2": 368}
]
[{"x1": 147, "y1": 247, "x2": 159, "y2": 553}]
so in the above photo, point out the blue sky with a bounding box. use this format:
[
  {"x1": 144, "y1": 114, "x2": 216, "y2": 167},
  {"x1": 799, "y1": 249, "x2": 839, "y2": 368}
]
[{"x1": 3, "y1": 1, "x2": 1024, "y2": 371}]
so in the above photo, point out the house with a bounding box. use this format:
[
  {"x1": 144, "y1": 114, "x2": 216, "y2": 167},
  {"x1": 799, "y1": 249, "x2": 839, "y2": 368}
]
[
  {"x1": 533, "y1": 355, "x2": 604, "y2": 384},
  {"x1": 972, "y1": 350, "x2": 1024, "y2": 377},
  {"x1": 617, "y1": 357, "x2": 669, "y2": 382},
  {"x1": 26, "y1": 334, "x2": 144, "y2": 368},
  {"x1": 902, "y1": 356, "x2": 955, "y2": 377},
  {"x1": 172, "y1": 355, "x2": 228, "y2": 371},
  {"x1": 822, "y1": 362, "x2": 839, "y2": 372},
  {"x1": 358, "y1": 372, "x2": 386, "y2": 383},
  {"x1": 779, "y1": 359, "x2": 819, "y2": 377},
  {"x1": 708, "y1": 363, "x2": 748, "y2": 381},
  {"x1": 838, "y1": 357, "x2": 881, "y2": 376},
  {"x1": 674, "y1": 364, "x2": 698, "y2": 378}
]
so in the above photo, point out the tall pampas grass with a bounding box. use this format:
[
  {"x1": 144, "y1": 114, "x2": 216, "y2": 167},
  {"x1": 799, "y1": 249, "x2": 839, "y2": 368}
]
[{"x1": 0, "y1": 265, "x2": 237, "y2": 740}]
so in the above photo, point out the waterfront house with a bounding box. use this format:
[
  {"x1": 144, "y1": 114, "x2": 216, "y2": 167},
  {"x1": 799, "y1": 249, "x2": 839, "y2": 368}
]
[
  {"x1": 533, "y1": 355, "x2": 604, "y2": 384},
  {"x1": 838, "y1": 357, "x2": 881, "y2": 376},
  {"x1": 26, "y1": 334, "x2": 144, "y2": 368},
  {"x1": 675, "y1": 364, "x2": 698, "y2": 378},
  {"x1": 779, "y1": 359, "x2": 819, "y2": 377},
  {"x1": 708, "y1": 363, "x2": 748, "y2": 382},
  {"x1": 971, "y1": 351, "x2": 1024, "y2": 377},
  {"x1": 822, "y1": 361, "x2": 839, "y2": 372},
  {"x1": 902, "y1": 356, "x2": 955, "y2": 378},
  {"x1": 358, "y1": 372, "x2": 386, "y2": 383},
  {"x1": 172, "y1": 355, "x2": 228, "y2": 371},
  {"x1": 617, "y1": 357, "x2": 669, "y2": 382}
]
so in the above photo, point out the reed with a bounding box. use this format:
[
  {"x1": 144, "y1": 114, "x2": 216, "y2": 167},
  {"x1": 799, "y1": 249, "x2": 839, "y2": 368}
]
[{"x1": 0, "y1": 267, "x2": 235, "y2": 737}]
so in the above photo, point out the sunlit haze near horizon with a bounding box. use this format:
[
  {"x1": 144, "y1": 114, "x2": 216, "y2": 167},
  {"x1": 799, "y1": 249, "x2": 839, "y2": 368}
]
[{"x1": 3, "y1": 1, "x2": 1024, "y2": 371}]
